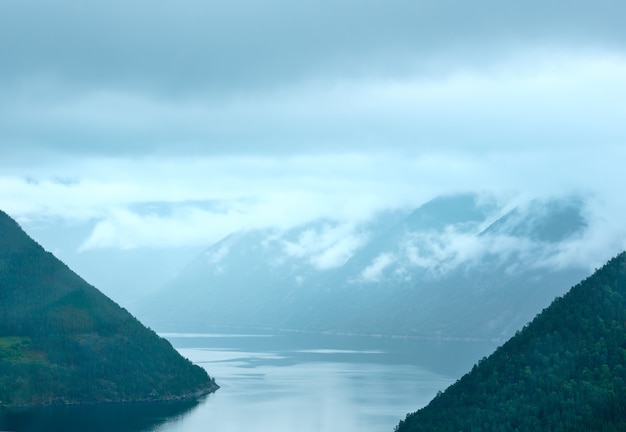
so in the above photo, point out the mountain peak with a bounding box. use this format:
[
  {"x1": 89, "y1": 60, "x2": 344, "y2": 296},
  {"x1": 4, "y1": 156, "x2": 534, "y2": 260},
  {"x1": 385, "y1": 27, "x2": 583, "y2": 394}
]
[
  {"x1": 403, "y1": 193, "x2": 495, "y2": 231},
  {"x1": 481, "y1": 195, "x2": 587, "y2": 242}
]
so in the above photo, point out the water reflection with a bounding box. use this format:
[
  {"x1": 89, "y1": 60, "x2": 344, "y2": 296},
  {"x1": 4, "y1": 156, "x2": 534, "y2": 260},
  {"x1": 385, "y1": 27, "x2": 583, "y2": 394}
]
[
  {"x1": 0, "y1": 332, "x2": 498, "y2": 432},
  {"x1": 0, "y1": 399, "x2": 201, "y2": 432},
  {"x1": 153, "y1": 332, "x2": 497, "y2": 432}
]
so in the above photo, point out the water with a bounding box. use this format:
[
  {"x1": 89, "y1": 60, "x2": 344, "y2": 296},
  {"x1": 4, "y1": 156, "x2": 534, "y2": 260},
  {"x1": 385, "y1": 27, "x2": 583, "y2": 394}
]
[{"x1": 0, "y1": 331, "x2": 497, "y2": 432}]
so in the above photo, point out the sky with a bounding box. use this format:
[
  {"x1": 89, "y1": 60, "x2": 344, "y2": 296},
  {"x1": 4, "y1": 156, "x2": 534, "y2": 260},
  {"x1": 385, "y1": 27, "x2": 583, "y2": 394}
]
[{"x1": 1, "y1": 0, "x2": 626, "y2": 261}]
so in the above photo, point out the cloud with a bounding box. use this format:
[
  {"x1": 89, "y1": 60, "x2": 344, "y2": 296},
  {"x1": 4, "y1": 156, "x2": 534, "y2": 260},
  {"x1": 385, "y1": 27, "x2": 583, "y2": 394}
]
[
  {"x1": 2, "y1": 135, "x2": 626, "y2": 256},
  {"x1": 2, "y1": 50, "x2": 626, "y2": 159},
  {"x1": 310, "y1": 235, "x2": 369, "y2": 270},
  {"x1": 538, "y1": 196, "x2": 626, "y2": 270},
  {"x1": 397, "y1": 205, "x2": 626, "y2": 277},
  {"x1": 1, "y1": 0, "x2": 625, "y2": 271},
  {"x1": 1, "y1": 0, "x2": 625, "y2": 97},
  {"x1": 204, "y1": 242, "x2": 232, "y2": 266},
  {"x1": 359, "y1": 253, "x2": 396, "y2": 283},
  {"x1": 281, "y1": 223, "x2": 370, "y2": 270}
]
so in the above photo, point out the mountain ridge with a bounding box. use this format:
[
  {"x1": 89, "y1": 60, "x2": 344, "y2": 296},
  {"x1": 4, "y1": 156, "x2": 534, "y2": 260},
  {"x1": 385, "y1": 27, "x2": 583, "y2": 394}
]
[
  {"x1": 138, "y1": 193, "x2": 590, "y2": 339},
  {"x1": 395, "y1": 250, "x2": 626, "y2": 431}
]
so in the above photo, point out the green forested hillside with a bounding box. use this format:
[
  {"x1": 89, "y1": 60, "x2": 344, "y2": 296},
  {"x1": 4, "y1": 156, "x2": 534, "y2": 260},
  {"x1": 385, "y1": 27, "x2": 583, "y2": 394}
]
[
  {"x1": 0, "y1": 210, "x2": 218, "y2": 407},
  {"x1": 395, "y1": 252, "x2": 626, "y2": 432}
]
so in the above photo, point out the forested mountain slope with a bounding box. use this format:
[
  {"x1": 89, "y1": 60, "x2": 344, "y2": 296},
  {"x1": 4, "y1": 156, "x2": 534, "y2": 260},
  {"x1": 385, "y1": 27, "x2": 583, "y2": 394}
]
[
  {"x1": 0, "y1": 210, "x2": 218, "y2": 407},
  {"x1": 395, "y1": 252, "x2": 626, "y2": 432}
]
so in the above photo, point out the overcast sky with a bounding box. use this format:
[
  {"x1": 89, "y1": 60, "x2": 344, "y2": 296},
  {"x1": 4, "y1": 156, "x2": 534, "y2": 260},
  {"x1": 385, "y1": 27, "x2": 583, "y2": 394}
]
[{"x1": 1, "y1": 0, "x2": 626, "y2": 256}]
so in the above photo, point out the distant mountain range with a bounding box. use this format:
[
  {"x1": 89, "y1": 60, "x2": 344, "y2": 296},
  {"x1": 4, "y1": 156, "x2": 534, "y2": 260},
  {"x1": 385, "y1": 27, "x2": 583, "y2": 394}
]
[
  {"x1": 0, "y1": 209, "x2": 217, "y2": 407},
  {"x1": 138, "y1": 193, "x2": 591, "y2": 339},
  {"x1": 395, "y1": 251, "x2": 626, "y2": 431}
]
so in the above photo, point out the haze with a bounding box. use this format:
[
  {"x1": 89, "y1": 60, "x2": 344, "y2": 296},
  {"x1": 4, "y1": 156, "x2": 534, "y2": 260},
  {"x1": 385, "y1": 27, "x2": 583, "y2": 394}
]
[{"x1": 1, "y1": 0, "x2": 625, "y2": 300}]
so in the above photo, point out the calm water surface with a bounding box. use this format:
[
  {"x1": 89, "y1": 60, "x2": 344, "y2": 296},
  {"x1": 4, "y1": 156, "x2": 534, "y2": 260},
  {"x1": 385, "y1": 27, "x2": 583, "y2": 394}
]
[{"x1": 0, "y1": 332, "x2": 497, "y2": 432}]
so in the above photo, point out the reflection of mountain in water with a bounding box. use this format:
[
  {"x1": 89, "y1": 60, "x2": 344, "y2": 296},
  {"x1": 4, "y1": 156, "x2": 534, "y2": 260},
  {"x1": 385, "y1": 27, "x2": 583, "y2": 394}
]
[{"x1": 0, "y1": 399, "x2": 203, "y2": 432}]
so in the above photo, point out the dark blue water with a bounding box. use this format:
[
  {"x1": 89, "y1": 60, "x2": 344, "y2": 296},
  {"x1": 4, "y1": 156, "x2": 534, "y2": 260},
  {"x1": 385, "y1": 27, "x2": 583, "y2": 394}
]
[{"x1": 0, "y1": 332, "x2": 497, "y2": 432}]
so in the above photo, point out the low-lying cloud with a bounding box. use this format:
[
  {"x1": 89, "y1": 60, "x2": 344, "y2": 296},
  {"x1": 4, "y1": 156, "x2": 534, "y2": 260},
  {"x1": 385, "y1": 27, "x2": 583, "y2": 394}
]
[
  {"x1": 359, "y1": 253, "x2": 397, "y2": 283},
  {"x1": 281, "y1": 223, "x2": 370, "y2": 270},
  {"x1": 1, "y1": 0, "x2": 625, "y2": 284}
]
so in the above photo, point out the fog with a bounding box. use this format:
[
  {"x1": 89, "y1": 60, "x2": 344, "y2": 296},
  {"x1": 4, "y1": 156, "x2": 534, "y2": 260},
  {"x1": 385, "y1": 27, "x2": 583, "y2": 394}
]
[{"x1": 1, "y1": 0, "x2": 625, "y2": 304}]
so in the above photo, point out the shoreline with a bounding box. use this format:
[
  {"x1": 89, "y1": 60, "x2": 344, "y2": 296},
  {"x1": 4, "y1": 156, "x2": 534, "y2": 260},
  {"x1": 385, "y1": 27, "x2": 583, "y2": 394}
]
[
  {"x1": 158, "y1": 323, "x2": 508, "y2": 344},
  {"x1": 0, "y1": 381, "x2": 220, "y2": 410}
]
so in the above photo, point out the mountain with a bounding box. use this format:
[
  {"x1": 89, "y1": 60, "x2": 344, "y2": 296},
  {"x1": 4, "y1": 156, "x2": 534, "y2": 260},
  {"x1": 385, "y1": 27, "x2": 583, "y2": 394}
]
[
  {"x1": 138, "y1": 193, "x2": 590, "y2": 339},
  {"x1": 0, "y1": 210, "x2": 218, "y2": 407},
  {"x1": 20, "y1": 215, "x2": 204, "y2": 306},
  {"x1": 395, "y1": 251, "x2": 626, "y2": 432}
]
